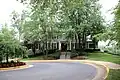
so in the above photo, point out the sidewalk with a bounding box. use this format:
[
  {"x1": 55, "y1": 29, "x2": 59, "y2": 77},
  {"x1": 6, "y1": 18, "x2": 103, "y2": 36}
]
[{"x1": 60, "y1": 52, "x2": 70, "y2": 59}]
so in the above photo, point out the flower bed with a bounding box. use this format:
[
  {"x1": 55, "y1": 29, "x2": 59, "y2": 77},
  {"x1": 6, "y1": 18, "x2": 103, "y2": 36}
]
[{"x1": 0, "y1": 62, "x2": 26, "y2": 68}]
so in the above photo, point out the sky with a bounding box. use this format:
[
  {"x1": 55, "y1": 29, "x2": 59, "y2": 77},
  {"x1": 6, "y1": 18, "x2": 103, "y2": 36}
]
[
  {"x1": 0, "y1": 0, "x2": 119, "y2": 29},
  {"x1": 99, "y1": 0, "x2": 119, "y2": 23},
  {"x1": 0, "y1": 0, "x2": 24, "y2": 28}
]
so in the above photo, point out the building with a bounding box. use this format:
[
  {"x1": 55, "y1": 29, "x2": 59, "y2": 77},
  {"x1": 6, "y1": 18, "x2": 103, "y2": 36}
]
[{"x1": 25, "y1": 35, "x2": 98, "y2": 55}]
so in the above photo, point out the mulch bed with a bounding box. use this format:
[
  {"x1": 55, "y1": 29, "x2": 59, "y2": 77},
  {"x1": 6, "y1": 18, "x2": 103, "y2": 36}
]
[
  {"x1": 71, "y1": 56, "x2": 87, "y2": 60},
  {"x1": 0, "y1": 62, "x2": 26, "y2": 68}
]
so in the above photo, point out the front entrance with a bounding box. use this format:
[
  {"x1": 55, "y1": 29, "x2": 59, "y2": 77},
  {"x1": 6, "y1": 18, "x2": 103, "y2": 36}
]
[{"x1": 61, "y1": 43, "x2": 67, "y2": 52}]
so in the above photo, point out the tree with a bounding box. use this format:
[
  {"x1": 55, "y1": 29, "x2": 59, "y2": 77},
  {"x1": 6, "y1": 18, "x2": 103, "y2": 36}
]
[
  {"x1": 18, "y1": 0, "x2": 105, "y2": 53},
  {"x1": 96, "y1": 0, "x2": 120, "y2": 47},
  {"x1": 10, "y1": 10, "x2": 28, "y2": 41},
  {"x1": 20, "y1": 0, "x2": 56, "y2": 57},
  {"x1": 65, "y1": 0, "x2": 105, "y2": 51},
  {"x1": 0, "y1": 25, "x2": 27, "y2": 63},
  {"x1": 114, "y1": 1, "x2": 120, "y2": 46}
]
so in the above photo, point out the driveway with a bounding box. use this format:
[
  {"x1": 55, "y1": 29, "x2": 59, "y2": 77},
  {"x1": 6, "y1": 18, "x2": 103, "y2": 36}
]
[{"x1": 0, "y1": 62, "x2": 97, "y2": 80}]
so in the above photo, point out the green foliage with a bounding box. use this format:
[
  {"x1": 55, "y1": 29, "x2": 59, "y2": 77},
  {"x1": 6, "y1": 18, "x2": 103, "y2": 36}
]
[
  {"x1": 94, "y1": 27, "x2": 115, "y2": 41},
  {"x1": 114, "y1": 1, "x2": 120, "y2": 46},
  {"x1": 15, "y1": 0, "x2": 105, "y2": 54},
  {"x1": 48, "y1": 52, "x2": 60, "y2": 59},
  {"x1": 0, "y1": 26, "x2": 27, "y2": 63},
  {"x1": 65, "y1": 0, "x2": 105, "y2": 50},
  {"x1": 22, "y1": 52, "x2": 60, "y2": 60},
  {"x1": 19, "y1": 0, "x2": 105, "y2": 41}
]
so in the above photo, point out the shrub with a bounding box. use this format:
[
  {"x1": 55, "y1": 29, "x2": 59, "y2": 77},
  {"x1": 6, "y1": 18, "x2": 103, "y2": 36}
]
[
  {"x1": 84, "y1": 49, "x2": 100, "y2": 52},
  {"x1": 0, "y1": 56, "x2": 2, "y2": 63},
  {"x1": 70, "y1": 52, "x2": 78, "y2": 58},
  {"x1": 48, "y1": 52, "x2": 60, "y2": 59},
  {"x1": 11, "y1": 60, "x2": 15, "y2": 63},
  {"x1": 105, "y1": 47, "x2": 120, "y2": 56}
]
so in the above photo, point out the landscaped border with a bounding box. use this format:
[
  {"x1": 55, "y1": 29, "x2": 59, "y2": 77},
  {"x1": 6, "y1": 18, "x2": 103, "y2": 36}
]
[{"x1": 0, "y1": 64, "x2": 33, "y2": 71}]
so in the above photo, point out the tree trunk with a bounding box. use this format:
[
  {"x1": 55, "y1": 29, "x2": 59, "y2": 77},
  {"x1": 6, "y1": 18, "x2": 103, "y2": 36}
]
[
  {"x1": 75, "y1": 34, "x2": 78, "y2": 49},
  {"x1": 18, "y1": 30, "x2": 21, "y2": 42},
  {"x1": 52, "y1": 43, "x2": 53, "y2": 50},
  {"x1": 48, "y1": 42, "x2": 50, "y2": 50},
  {"x1": 32, "y1": 44, "x2": 36, "y2": 55},
  {"x1": 93, "y1": 38, "x2": 96, "y2": 50},
  {"x1": 45, "y1": 41, "x2": 48, "y2": 59},
  {"x1": 84, "y1": 33, "x2": 87, "y2": 49},
  {"x1": 78, "y1": 33, "x2": 82, "y2": 50},
  {"x1": 82, "y1": 30, "x2": 87, "y2": 51},
  {"x1": 6, "y1": 53, "x2": 9, "y2": 63}
]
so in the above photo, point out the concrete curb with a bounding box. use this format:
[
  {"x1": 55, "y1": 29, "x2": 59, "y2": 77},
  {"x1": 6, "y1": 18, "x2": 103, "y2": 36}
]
[
  {"x1": 85, "y1": 62, "x2": 109, "y2": 80},
  {"x1": 103, "y1": 64, "x2": 109, "y2": 80}
]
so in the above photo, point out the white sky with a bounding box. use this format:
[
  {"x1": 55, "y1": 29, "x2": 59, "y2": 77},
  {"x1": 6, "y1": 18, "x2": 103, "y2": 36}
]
[
  {"x1": 0, "y1": 0, "x2": 119, "y2": 28},
  {"x1": 0, "y1": 0, "x2": 24, "y2": 26},
  {"x1": 99, "y1": 0, "x2": 119, "y2": 23}
]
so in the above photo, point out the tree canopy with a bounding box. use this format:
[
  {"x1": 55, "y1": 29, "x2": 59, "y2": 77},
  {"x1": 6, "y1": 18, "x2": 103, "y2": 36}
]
[
  {"x1": 15, "y1": 0, "x2": 105, "y2": 52},
  {"x1": 0, "y1": 25, "x2": 27, "y2": 63},
  {"x1": 114, "y1": 1, "x2": 120, "y2": 46}
]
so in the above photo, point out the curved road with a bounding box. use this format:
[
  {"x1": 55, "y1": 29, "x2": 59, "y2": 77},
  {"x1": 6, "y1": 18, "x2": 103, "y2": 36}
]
[{"x1": 0, "y1": 62, "x2": 97, "y2": 80}]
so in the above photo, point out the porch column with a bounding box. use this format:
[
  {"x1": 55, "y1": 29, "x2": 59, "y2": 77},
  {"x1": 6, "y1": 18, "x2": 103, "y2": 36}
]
[{"x1": 59, "y1": 41, "x2": 61, "y2": 50}]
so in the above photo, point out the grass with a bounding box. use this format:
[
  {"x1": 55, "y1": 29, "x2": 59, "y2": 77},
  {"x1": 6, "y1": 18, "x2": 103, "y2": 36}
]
[
  {"x1": 87, "y1": 52, "x2": 120, "y2": 64},
  {"x1": 106, "y1": 69, "x2": 120, "y2": 80},
  {"x1": 87, "y1": 52, "x2": 120, "y2": 80}
]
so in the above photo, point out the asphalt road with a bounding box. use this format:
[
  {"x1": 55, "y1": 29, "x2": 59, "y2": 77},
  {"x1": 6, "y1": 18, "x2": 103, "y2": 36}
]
[{"x1": 0, "y1": 62, "x2": 97, "y2": 80}]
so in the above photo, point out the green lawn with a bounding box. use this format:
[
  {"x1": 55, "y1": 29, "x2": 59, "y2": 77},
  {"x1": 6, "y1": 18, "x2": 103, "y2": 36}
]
[
  {"x1": 87, "y1": 52, "x2": 120, "y2": 64},
  {"x1": 106, "y1": 69, "x2": 120, "y2": 80},
  {"x1": 87, "y1": 52, "x2": 120, "y2": 80}
]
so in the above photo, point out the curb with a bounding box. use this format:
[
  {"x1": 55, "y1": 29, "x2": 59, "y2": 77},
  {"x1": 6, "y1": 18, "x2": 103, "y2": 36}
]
[
  {"x1": 102, "y1": 64, "x2": 109, "y2": 80},
  {"x1": 82, "y1": 61, "x2": 109, "y2": 80}
]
